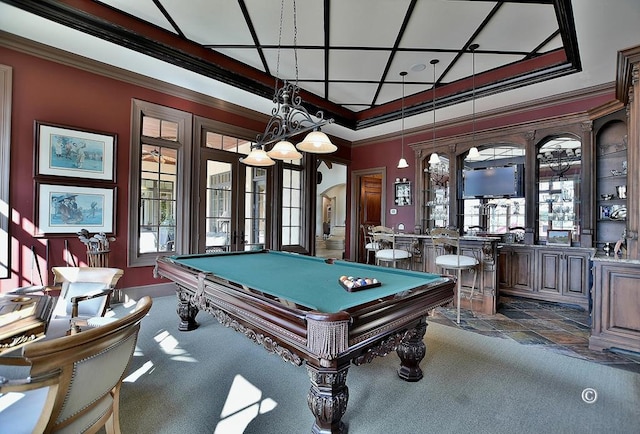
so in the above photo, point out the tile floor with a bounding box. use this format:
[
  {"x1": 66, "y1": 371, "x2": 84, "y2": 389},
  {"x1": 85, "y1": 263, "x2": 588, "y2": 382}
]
[{"x1": 429, "y1": 295, "x2": 640, "y2": 373}]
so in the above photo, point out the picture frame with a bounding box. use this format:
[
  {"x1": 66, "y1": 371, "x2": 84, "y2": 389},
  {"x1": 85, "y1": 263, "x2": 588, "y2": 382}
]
[
  {"x1": 394, "y1": 181, "x2": 412, "y2": 206},
  {"x1": 36, "y1": 183, "x2": 116, "y2": 236},
  {"x1": 547, "y1": 229, "x2": 572, "y2": 246},
  {"x1": 35, "y1": 122, "x2": 116, "y2": 181}
]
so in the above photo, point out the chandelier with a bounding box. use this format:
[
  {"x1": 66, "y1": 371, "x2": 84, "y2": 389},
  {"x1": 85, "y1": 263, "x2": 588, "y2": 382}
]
[
  {"x1": 241, "y1": 0, "x2": 336, "y2": 167},
  {"x1": 538, "y1": 145, "x2": 581, "y2": 178}
]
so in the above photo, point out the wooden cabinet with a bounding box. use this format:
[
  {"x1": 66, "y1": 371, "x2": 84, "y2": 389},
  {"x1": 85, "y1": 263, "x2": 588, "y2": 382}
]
[
  {"x1": 538, "y1": 248, "x2": 592, "y2": 301},
  {"x1": 499, "y1": 245, "x2": 594, "y2": 309},
  {"x1": 404, "y1": 234, "x2": 499, "y2": 315},
  {"x1": 421, "y1": 186, "x2": 449, "y2": 231},
  {"x1": 587, "y1": 45, "x2": 640, "y2": 354},
  {"x1": 498, "y1": 245, "x2": 534, "y2": 293},
  {"x1": 590, "y1": 258, "x2": 640, "y2": 352}
]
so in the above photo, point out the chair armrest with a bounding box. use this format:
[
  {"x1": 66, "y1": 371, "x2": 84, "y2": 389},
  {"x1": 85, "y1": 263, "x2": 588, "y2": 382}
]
[
  {"x1": 0, "y1": 355, "x2": 31, "y2": 366},
  {"x1": 70, "y1": 289, "x2": 113, "y2": 318},
  {"x1": 0, "y1": 368, "x2": 60, "y2": 393}
]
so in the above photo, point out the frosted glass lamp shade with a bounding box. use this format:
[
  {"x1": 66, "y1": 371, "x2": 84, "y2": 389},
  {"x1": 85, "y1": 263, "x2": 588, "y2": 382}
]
[
  {"x1": 467, "y1": 147, "x2": 481, "y2": 159},
  {"x1": 267, "y1": 141, "x2": 302, "y2": 160},
  {"x1": 240, "y1": 148, "x2": 275, "y2": 166},
  {"x1": 296, "y1": 131, "x2": 337, "y2": 153},
  {"x1": 428, "y1": 153, "x2": 441, "y2": 165},
  {"x1": 397, "y1": 158, "x2": 409, "y2": 169}
]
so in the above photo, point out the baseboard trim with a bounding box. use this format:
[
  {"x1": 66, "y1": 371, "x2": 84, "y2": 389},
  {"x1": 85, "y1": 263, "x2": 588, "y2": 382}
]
[{"x1": 116, "y1": 282, "x2": 176, "y2": 303}]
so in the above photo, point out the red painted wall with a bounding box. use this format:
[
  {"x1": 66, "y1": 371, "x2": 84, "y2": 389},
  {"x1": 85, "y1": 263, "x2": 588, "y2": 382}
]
[
  {"x1": 0, "y1": 43, "x2": 614, "y2": 292},
  {"x1": 0, "y1": 45, "x2": 265, "y2": 291}
]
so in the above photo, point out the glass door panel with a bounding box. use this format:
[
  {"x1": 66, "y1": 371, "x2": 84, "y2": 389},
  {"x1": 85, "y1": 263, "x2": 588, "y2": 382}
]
[
  {"x1": 205, "y1": 160, "x2": 233, "y2": 252},
  {"x1": 243, "y1": 166, "x2": 267, "y2": 251},
  {"x1": 200, "y1": 149, "x2": 268, "y2": 253}
]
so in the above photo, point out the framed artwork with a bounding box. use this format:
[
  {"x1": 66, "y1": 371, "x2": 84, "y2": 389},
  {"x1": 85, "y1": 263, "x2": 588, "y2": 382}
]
[
  {"x1": 35, "y1": 122, "x2": 116, "y2": 181},
  {"x1": 394, "y1": 181, "x2": 412, "y2": 206},
  {"x1": 36, "y1": 183, "x2": 116, "y2": 235},
  {"x1": 547, "y1": 229, "x2": 572, "y2": 246}
]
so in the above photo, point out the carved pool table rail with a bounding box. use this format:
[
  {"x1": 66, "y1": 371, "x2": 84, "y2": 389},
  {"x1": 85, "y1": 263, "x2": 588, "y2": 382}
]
[{"x1": 155, "y1": 255, "x2": 454, "y2": 434}]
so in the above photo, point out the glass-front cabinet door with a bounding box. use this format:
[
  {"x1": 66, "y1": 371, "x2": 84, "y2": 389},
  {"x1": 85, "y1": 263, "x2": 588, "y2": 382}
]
[
  {"x1": 537, "y1": 137, "x2": 582, "y2": 244},
  {"x1": 423, "y1": 156, "x2": 449, "y2": 231}
]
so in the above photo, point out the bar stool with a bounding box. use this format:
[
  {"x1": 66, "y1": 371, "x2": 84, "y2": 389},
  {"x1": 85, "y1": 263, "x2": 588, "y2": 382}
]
[
  {"x1": 361, "y1": 224, "x2": 378, "y2": 264},
  {"x1": 374, "y1": 228, "x2": 412, "y2": 269},
  {"x1": 431, "y1": 228, "x2": 478, "y2": 323}
]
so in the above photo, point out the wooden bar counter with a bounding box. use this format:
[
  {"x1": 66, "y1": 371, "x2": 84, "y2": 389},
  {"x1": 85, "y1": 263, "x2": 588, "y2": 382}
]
[{"x1": 396, "y1": 234, "x2": 501, "y2": 315}]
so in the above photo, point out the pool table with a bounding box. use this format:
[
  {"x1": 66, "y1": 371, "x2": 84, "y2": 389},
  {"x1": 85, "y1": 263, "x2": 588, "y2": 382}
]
[{"x1": 155, "y1": 250, "x2": 454, "y2": 433}]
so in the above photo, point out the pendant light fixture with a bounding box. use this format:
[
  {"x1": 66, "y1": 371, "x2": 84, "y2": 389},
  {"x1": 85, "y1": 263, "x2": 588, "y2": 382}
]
[
  {"x1": 241, "y1": 0, "x2": 336, "y2": 167},
  {"x1": 397, "y1": 71, "x2": 409, "y2": 169},
  {"x1": 467, "y1": 44, "x2": 481, "y2": 160},
  {"x1": 428, "y1": 59, "x2": 441, "y2": 166}
]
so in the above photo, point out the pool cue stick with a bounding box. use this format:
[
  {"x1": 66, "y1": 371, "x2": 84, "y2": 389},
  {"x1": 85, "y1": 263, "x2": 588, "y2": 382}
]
[
  {"x1": 32, "y1": 245, "x2": 43, "y2": 285},
  {"x1": 45, "y1": 239, "x2": 49, "y2": 285},
  {"x1": 65, "y1": 239, "x2": 77, "y2": 267}
]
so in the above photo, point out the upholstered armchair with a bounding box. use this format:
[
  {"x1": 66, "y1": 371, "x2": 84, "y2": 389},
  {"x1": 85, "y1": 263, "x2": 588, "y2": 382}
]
[
  {"x1": 0, "y1": 296, "x2": 152, "y2": 433},
  {"x1": 48, "y1": 267, "x2": 124, "y2": 336}
]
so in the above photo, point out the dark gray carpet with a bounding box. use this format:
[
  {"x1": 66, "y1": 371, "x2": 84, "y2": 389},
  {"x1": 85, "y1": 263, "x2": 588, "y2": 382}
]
[{"x1": 117, "y1": 295, "x2": 639, "y2": 434}]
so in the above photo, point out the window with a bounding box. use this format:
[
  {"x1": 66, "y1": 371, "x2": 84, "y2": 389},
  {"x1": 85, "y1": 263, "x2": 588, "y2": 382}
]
[
  {"x1": 282, "y1": 165, "x2": 302, "y2": 246},
  {"x1": 243, "y1": 167, "x2": 267, "y2": 250},
  {"x1": 139, "y1": 145, "x2": 177, "y2": 253},
  {"x1": 128, "y1": 100, "x2": 192, "y2": 266}
]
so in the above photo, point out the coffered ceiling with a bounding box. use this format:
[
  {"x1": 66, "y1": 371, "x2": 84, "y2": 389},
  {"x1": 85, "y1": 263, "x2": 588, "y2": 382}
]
[{"x1": 0, "y1": 0, "x2": 639, "y2": 142}]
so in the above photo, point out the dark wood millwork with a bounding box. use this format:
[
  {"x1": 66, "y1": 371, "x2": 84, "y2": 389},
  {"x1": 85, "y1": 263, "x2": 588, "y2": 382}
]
[
  {"x1": 587, "y1": 45, "x2": 640, "y2": 354},
  {"x1": 402, "y1": 234, "x2": 500, "y2": 315},
  {"x1": 413, "y1": 112, "x2": 595, "y2": 248},
  {"x1": 498, "y1": 245, "x2": 535, "y2": 293},
  {"x1": 498, "y1": 245, "x2": 594, "y2": 309},
  {"x1": 617, "y1": 46, "x2": 640, "y2": 259},
  {"x1": 590, "y1": 259, "x2": 640, "y2": 352},
  {"x1": 413, "y1": 109, "x2": 598, "y2": 308}
]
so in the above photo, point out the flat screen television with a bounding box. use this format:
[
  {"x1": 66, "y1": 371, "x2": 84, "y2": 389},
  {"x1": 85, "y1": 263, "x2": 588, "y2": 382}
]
[{"x1": 461, "y1": 165, "x2": 525, "y2": 199}]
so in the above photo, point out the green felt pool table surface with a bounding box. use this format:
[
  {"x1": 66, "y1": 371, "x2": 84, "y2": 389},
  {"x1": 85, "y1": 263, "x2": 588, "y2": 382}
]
[{"x1": 168, "y1": 250, "x2": 446, "y2": 313}]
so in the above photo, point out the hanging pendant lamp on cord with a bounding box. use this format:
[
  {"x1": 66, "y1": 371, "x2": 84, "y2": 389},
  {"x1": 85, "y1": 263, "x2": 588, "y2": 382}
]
[
  {"x1": 397, "y1": 71, "x2": 409, "y2": 169},
  {"x1": 241, "y1": 0, "x2": 335, "y2": 167},
  {"x1": 467, "y1": 44, "x2": 481, "y2": 160},
  {"x1": 428, "y1": 59, "x2": 441, "y2": 166}
]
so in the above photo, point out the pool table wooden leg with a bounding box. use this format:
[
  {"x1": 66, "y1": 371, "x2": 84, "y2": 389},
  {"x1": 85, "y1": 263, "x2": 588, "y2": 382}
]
[
  {"x1": 306, "y1": 363, "x2": 349, "y2": 434},
  {"x1": 396, "y1": 318, "x2": 427, "y2": 382},
  {"x1": 176, "y1": 290, "x2": 199, "y2": 331}
]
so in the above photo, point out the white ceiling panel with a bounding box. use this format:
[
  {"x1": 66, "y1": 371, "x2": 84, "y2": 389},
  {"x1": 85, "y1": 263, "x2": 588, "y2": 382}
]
[
  {"x1": 163, "y1": 0, "x2": 253, "y2": 45},
  {"x1": 329, "y1": 50, "x2": 392, "y2": 81},
  {"x1": 331, "y1": 0, "x2": 411, "y2": 47},
  {"x1": 477, "y1": 3, "x2": 558, "y2": 52},
  {"x1": 3, "y1": 0, "x2": 637, "y2": 141}
]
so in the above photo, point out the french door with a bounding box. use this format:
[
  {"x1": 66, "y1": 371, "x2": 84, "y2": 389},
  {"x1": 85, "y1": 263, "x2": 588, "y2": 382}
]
[{"x1": 198, "y1": 149, "x2": 267, "y2": 253}]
